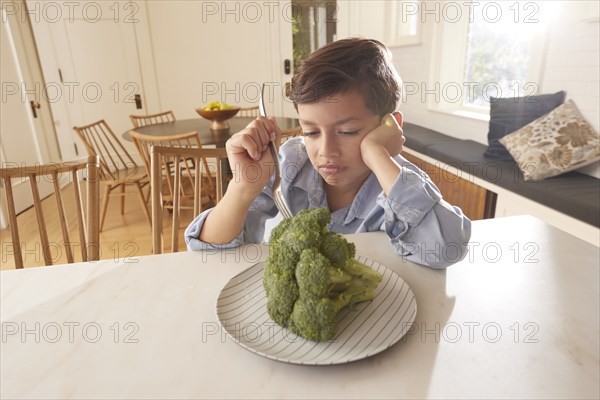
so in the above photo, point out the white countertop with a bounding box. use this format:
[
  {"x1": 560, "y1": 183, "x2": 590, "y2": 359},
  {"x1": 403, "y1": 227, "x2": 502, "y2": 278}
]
[{"x1": 1, "y1": 216, "x2": 598, "y2": 399}]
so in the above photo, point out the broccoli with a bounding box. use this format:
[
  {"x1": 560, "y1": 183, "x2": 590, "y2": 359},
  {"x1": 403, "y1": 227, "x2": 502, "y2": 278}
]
[{"x1": 263, "y1": 208, "x2": 383, "y2": 341}]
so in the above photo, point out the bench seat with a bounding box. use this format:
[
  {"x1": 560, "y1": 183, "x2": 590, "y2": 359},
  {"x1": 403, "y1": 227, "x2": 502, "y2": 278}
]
[{"x1": 403, "y1": 123, "x2": 600, "y2": 228}]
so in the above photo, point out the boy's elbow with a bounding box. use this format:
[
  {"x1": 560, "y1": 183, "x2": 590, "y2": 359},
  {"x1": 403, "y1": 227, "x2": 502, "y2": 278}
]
[
  {"x1": 426, "y1": 239, "x2": 470, "y2": 268},
  {"x1": 412, "y1": 243, "x2": 468, "y2": 269},
  {"x1": 390, "y1": 214, "x2": 472, "y2": 268},
  {"x1": 432, "y1": 222, "x2": 472, "y2": 268},
  {"x1": 398, "y1": 236, "x2": 471, "y2": 269}
]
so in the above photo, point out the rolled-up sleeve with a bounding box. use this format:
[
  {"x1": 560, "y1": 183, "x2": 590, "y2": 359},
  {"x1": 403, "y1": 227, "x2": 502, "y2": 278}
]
[
  {"x1": 184, "y1": 209, "x2": 245, "y2": 251},
  {"x1": 376, "y1": 165, "x2": 471, "y2": 268},
  {"x1": 185, "y1": 190, "x2": 279, "y2": 251}
]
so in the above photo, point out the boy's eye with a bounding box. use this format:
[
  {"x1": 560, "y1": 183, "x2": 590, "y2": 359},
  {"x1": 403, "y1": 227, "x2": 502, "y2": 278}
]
[
  {"x1": 301, "y1": 130, "x2": 360, "y2": 137},
  {"x1": 302, "y1": 131, "x2": 320, "y2": 137}
]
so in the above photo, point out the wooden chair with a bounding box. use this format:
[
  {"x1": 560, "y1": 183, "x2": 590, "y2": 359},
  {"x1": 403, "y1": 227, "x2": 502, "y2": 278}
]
[
  {"x1": 236, "y1": 106, "x2": 259, "y2": 118},
  {"x1": 129, "y1": 110, "x2": 176, "y2": 128},
  {"x1": 150, "y1": 145, "x2": 228, "y2": 254},
  {"x1": 281, "y1": 126, "x2": 303, "y2": 143},
  {"x1": 0, "y1": 156, "x2": 100, "y2": 268},
  {"x1": 73, "y1": 120, "x2": 151, "y2": 231},
  {"x1": 129, "y1": 130, "x2": 217, "y2": 207}
]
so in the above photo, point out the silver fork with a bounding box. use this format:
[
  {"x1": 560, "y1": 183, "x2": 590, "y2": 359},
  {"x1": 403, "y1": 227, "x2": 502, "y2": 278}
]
[{"x1": 259, "y1": 84, "x2": 293, "y2": 219}]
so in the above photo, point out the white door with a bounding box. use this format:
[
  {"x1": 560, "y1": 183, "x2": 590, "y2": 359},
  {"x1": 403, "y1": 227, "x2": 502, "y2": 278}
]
[
  {"x1": 26, "y1": 0, "x2": 151, "y2": 159},
  {"x1": 0, "y1": 4, "x2": 60, "y2": 226}
]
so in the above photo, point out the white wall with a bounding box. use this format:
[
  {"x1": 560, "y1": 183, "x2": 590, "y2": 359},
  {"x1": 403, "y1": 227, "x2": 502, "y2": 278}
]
[
  {"x1": 144, "y1": 1, "x2": 280, "y2": 120},
  {"x1": 541, "y1": 3, "x2": 599, "y2": 176}
]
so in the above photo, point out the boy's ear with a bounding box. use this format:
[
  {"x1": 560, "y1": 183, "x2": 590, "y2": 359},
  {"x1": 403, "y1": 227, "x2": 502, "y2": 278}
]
[
  {"x1": 393, "y1": 111, "x2": 403, "y2": 127},
  {"x1": 383, "y1": 112, "x2": 403, "y2": 128}
]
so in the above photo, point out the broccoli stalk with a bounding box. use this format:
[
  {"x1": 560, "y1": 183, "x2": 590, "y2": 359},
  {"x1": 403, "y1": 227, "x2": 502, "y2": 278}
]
[
  {"x1": 335, "y1": 259, "x2": 383, "y2": 305},
  {"x1": 263, "y1": 208, "x2": 383, "y2": 341}
]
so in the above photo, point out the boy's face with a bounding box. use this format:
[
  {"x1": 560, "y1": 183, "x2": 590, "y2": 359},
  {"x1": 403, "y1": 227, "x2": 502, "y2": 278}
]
[{"x1": 297, "y1": 90, "x2": 380, "y2": 197}]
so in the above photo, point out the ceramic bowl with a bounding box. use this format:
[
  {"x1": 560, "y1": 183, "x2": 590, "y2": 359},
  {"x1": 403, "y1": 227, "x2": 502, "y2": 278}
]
[{"x1": 195, "y1": 107, "x2": 241, "y2": 130}]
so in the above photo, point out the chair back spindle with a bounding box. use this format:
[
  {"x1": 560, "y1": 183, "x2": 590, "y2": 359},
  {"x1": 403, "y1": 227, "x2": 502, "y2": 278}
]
[
  {"x1": 130, "y1": 111, "x2": 176, "y2": 128},
  {"x1": 236, "y1": 106, "x2": 259, "y2": 118},
  {"x1": 281, "y1": 126, "x2": 303, "y2": 144},
  {"x1": 0, "y1": 156, "x2": 100, "y2": 268},
  {"x1": 73, "y1": 120, "x2": 150, "y2": 231},
  {"x1": 130, "y1": 130, "x2": 216, "y2": 207},
  {"x1": 150, "y1": 146, "x2": 228, "y2": 254}
]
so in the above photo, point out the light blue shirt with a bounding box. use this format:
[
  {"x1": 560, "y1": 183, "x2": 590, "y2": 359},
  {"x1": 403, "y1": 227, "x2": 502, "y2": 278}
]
[{"x1": 185, "y1": 137, "x2": 471, "y2": 268}]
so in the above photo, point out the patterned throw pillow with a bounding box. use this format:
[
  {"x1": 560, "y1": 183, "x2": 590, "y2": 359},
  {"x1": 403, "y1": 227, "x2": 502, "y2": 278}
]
[
  {"x1": 484, "y1": 91, "x2": 566, "y2": 161},
  {"x1": 499, "y1": 100, "x2": 600, "y2": 181}
]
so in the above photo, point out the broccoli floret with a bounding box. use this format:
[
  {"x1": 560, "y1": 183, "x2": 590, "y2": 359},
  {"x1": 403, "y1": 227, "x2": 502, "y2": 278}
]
[
  {"x1": 288, "y1": 297, "x2": 338, "y2": 342},
  {"x1": 294, "y1": 248, "x2": 352, "y2": 299},
  {"x1": 263, "y1": 208, "x2": 383, "y2": 341},
  {"x1": 264, "y1": 266, "x2": 298, "y2": 327},
  {"x1": 268, "y1": 217, "x2": 294, "y2": 244},
  {"x1": 263, "y1": 241, "x2": 300, "y2": 326},
  {"x1": 277, "y1": 208, "x2": 329, "y2": 253},
  {"x1": 320, "y1": 231, "x2": 355, "y2": 267}
]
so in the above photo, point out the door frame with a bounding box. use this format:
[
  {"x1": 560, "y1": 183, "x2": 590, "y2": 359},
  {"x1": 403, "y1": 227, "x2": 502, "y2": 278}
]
[
  {"x1": 0, "y1": 0, "x2": 60, "y2": 228},
  {"x1": 266, "y1": 0, "x2": 295, "y2": 119},
  {"x1": 25, "y1": 0, "x2": 159, "y2": 161},
  {"x1": 1, "y1": 1, "x2": 60, "y2": 162}
]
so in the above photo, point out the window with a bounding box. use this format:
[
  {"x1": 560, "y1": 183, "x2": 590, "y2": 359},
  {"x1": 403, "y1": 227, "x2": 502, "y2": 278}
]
[
  {"x1": 387, "y1": 0, "x2": 422, "y2": 47},
  {"x1": 430, "y1": 1, "x2": 557, "y2": 118},
  {"x1": 336, "y1": 1, "x2": 421, "y2": 48}
]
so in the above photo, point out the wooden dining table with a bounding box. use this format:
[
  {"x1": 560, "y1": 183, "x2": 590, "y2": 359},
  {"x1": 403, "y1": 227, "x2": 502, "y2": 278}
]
[
  {"x1": 1, "y1": 215, "x2": 598, "y2": 399},
  {"x1": 122, "y1": 116, "x2": 300, "y2": 146},
  {"x1": 123, "y1": 116, "x2": 300, "y2": 195}
]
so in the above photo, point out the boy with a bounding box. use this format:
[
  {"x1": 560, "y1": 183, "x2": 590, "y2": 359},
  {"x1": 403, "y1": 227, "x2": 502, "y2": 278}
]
[{"x1": 186, "y1": 38, "x2": 471, "y2": 268}]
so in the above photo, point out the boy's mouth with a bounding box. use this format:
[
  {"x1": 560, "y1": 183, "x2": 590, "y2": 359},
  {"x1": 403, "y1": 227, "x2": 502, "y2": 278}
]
[{"x1": 319, "y1": 163, "x2": 344, "y2": 175}]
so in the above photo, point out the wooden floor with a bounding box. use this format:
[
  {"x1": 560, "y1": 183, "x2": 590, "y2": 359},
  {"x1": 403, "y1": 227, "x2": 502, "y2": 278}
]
[{"x1": 0, "y1": 183, "x2": 202, "y2": 270}]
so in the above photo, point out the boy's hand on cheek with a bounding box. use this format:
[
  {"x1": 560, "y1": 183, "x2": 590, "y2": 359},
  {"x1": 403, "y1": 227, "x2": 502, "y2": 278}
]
[{"x1": 360, "y1": 112, "x2": 405, "y2": 169}]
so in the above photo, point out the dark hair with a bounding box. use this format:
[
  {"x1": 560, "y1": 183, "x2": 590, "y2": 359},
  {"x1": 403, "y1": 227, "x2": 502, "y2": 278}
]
[{"x1": 289, "y1": 38, "x2": 402, "y2": 116}]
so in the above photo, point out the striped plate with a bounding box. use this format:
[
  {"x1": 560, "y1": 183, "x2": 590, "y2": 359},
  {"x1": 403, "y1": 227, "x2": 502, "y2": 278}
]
[{"x1": 215, "y1": 257, "x2": 417, "y2": 365}]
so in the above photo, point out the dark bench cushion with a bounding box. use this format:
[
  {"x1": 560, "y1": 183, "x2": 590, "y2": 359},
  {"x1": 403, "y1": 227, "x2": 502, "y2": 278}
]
[
  {"x1": 403, "y1": 123, "x2": 600, "y2": 227},
  {"x1": 403, "y1": 123, "x2": 458, "y2": 154}
]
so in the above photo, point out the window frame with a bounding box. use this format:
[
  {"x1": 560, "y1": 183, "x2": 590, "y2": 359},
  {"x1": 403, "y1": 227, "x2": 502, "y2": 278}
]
[{"x1": 386, "y1": 0, "x2": 422, "y2": 47}]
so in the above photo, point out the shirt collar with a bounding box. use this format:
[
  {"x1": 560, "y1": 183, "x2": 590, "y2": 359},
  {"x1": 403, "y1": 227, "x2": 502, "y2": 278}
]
[
  {"x1": 280, "y1": 139, "x2": 327, "y2": 208},
  {"x1": 295, "y1": 161, "x2": 326, "y2": 208},
  {"x1": 343, "y1": 172, "x2": 380, "y2": 224}
]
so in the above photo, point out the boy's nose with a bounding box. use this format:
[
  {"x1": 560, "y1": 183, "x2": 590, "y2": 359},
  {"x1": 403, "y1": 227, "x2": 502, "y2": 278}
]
[{"x1": 319, "y1": 132, "x2": 340, "y2": 158}]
